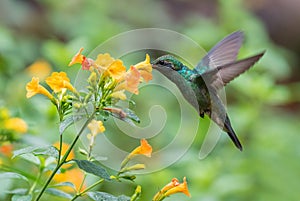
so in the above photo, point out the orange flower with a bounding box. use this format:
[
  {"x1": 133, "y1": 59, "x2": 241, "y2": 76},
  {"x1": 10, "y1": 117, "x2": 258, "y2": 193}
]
[
  {"x1": 134, "y1": 54, "x2": 152, "y2": 82},
  {"x1": 153, "y1": 177, "x2": 191, "y2": 201},
  {"x1": 53, "y1": 142, "x2": 75, "y2": 169},
  {"x1": 68, "y1": 48, "x2": 94, "y2": 70},
  {"x1": 164, "y1": 177, "x2": 191, "y2": 197},
  {"x1": 26, "y1": 77, "x2": 53, "y2": 100},
  {"x1": 120, "y1": 138, "x2": 152, "y2": 169},
  {"x1": 68, "y1": 48, "x2": 85, "y2": 66},
  {"x1": 52, "y1": 168, "x2": 86, "y2": 192},
  {"x1": 0, "y1": 143, "x2": 13, "y2": 157},
  {"x1": 46, "y1": 72, "x2": 76, "y2": 93},
  {"x1": 4, "y1": 118, "x2": 28, "y2": 133},
  {"x1": 130, "y1": 138, "x2": 152, "y2": 157},
  {"x1": 114, "y1": 66, "x2": 140, "y2": 96}
]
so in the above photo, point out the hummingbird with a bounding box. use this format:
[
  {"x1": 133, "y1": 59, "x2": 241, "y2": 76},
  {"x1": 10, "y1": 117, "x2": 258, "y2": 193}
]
[{"x1": 151, "y1": 31, "x2": 265, "y2": 151}]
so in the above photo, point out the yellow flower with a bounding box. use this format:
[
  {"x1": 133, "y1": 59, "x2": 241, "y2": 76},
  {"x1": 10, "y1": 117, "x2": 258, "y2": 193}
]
[
  {"x1": 87, "y1": 119, "x2": 105, "y2": 136},
  {"x1": 46, "y1": 72, "x2": 76, "y2": 93},
  {"x1": 26, "y1": 77, "x2": 54, "y2": 100},
  {"x1": 114, "y1": 66, "x2": 140, "y2": 95},
  {"x1": 164, "y1": 177, "x2": 191, "y2": 197},
  {"x1": 52, "y1": 168, "x2": 86, "y2": 192},
  {"x1": 68, "y1": 48, "x2": 85, "y2": 66},
  {"x1": 53, "y1": 142, "x2": 75, "y2": 169},
  {"x1": 95, "y1": 53, "x2": 115, "y2": 71},
  {"x1": 26, "y1": 60, "x2": 52, "y2": 80},
  {"x1": 110, "y1": 90, "x2": 127, "y2": 100},
  {"x1": 4, "y1": 118, "x2": 28, "y2": 133},
  {"x1": 134, "y1": 54, "x2": 153, "y2": 82},
  {"x1": 106, "y1": 59, "x2": 126, "y2": 80}
]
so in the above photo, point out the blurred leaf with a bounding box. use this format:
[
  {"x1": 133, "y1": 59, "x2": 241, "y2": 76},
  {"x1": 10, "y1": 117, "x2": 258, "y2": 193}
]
[
  {"x1": 52, "y1": 182, "x2": 76, "y2": 190},
  {"x1": 18, "y1": 153, "x2": 40, "y2": 165},
  {"x1": 74, "y1": 160, "x2": 111, "y2": 181},
  {"x1": 5, "y1": 188, "x2": 28, "y2": 195},
  {"x1": 0, "y1": 172, "x2": 29, "y2": 184},
  {"x1": 12, "y1": 146, "x2": 44, "y2": 159},
  {"x1": 11, "y1": 194, "x2": 32, "y2": 201},
  {"x1": 87, "y1": 191, "x2": 130, "y2": 201},
  {"x1": 45, "y1": 188, "x2": 73, "y2": 199}
]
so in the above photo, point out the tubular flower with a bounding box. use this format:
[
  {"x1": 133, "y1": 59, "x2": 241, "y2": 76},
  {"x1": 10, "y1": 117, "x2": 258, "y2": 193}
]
[
  {"x1": 68, "y1": 47, "x2": 94, "y2": 70},
  {"x1": 106, "y1": 59, "x2": 126, "y2": 80},
  {"x1": 46, "y1": 72, "x2": 76, "y2": 93},
  {"x1": 26, "y1": 77, "x2": 53, "y2": 100},
  {"x1": 114, "y1": 66, "x2": 141, "y2": 95},
  {"x1": 164, "y1": 177, "x2": 191, "y2": 197},
  {"x1": 153, "y1": 177, "x2": 191, "y2": 201},
  {"x1": 110, "y1": 90, "x2": 127, "y2": 100},
  {"x1": 120, "y1": 138, "x2": 152, "y2": 169},
  {"x1": 94, "y1": 53, "x2": 115, "y2": 72},
  {"x1": 130, "y1": 138, "x2": 152, "y2": 157},
  {"x1": 4, "y1": 118, "x2": 28, "y2": 133},
  {"x1": 87, "y1": 119, "x2": 105, "y2": 136},
  {"x1": 134, "y1": 54, "x2": 153, "y2": 82}
]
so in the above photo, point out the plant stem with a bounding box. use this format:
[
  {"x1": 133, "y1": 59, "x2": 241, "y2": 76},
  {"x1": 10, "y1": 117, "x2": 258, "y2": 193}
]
[
  {"x1": 34, "y1": 112, "x2": 95, "y2": 201},
  {"x1": 70, "y1": 179, "x2": 104, "y2": 201}
]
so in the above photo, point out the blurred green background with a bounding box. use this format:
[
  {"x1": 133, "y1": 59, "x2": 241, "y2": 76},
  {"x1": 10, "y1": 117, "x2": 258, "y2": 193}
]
[{"x1": 1, "y1": 0, "x2": 300, "y2": 200}]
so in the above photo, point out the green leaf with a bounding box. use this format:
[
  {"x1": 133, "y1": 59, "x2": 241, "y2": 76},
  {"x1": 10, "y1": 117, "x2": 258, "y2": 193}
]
[
  {"x1": 0, "y1": 172, "x2": 29, "y2": 184},
  {"x1": 12, "y1": 194, "x2": 32, "y2": 201},
  {"x1": 59, "y1": 115, "x2": 83, "y2": 134},
  {"x1": 46, "y1": 188, "x2": 73, "y2": 199},
  {"x1": 87, "y1": 192, "x2": 130, "y2": 201},
  {"x1": 13, "y1": 146, "x2": 44, "y2": 159},
  {"x1": 33, "y1": 146, "x2": 59, "y2": 159},
  {"x1": 6, "y1": 188, "x2": 28, "y2": 195},
  {"x1": 52, "y1": 182, "x2": 76, "y2": 190},
  {"x1": 18, "y1": 153, "x2": 40, "y2": 165},
  {"x1": 74, "y1": 160, "x2": 111, "y2": 181}
]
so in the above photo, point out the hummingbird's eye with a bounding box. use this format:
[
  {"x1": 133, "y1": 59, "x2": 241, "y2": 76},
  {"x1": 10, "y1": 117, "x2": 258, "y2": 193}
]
[{"x1": 158, "y1": 60, "x2": 166, "y2": 65}]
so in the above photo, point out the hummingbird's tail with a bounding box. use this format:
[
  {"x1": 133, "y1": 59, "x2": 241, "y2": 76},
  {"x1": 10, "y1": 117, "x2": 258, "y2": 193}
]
[{"x1": 223, "y1": 115, "x2": 243, "y2": 151}]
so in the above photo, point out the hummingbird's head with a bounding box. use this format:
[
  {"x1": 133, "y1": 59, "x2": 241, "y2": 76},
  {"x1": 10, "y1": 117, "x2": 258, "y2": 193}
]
[{"x1": 151, "y1": 55, "x2": 183, "y2": 71}]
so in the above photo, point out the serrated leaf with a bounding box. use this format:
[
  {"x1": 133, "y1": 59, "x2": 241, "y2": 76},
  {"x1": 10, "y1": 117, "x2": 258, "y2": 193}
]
[
  {"x1": 59, "y1": 115, "x2": 83, "y2": 134},
  {"x1": 74, "y1": 160, "x2": 111, "y2": 181},
  {"x1": 12, "y1": 194, "x2": 32, "y2": 201},
  {"x1": 0, "y1": 172, "x2": 29, "y2": 184},
  {"x1": 87, "y1": 192, "x2": 130, "y2": 201},
  {"x1": 13, "y1": 146, "x2": 44, "y2": 159},
  {"x1": 46, "y1": 188, "x2": 73, "y2": 199}
]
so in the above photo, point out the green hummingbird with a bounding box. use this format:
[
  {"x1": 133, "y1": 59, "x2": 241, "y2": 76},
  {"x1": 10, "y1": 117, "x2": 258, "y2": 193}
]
[{"x1": 151, "y1": 31, "x2": 265, "y2": 151}]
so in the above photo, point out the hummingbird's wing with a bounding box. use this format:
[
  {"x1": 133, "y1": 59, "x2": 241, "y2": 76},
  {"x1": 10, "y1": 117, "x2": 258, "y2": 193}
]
[
  {"x1": 199, "y1": 52, "x2": 265, "y2": 90},
  {"x1": 154, "y1": 67, "x2": 199, "y2": 114},
  {"x1": 195, "y1": 31, "x2": 244, "y2": 74}
]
